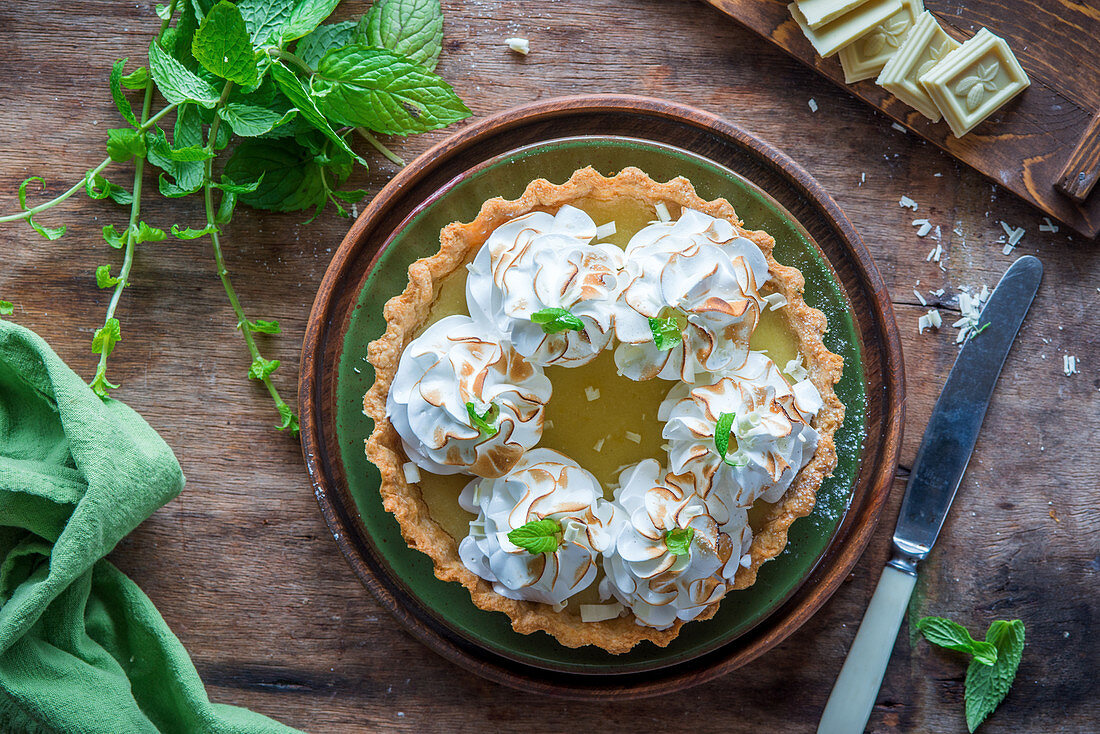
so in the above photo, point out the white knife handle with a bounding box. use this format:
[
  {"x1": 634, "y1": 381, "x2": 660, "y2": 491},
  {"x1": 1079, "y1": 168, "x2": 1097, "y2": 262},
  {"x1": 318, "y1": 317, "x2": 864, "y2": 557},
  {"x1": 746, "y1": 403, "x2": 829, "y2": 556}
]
[{"x1": 817, "y1": 564, "x2": 918, "y2": 734}]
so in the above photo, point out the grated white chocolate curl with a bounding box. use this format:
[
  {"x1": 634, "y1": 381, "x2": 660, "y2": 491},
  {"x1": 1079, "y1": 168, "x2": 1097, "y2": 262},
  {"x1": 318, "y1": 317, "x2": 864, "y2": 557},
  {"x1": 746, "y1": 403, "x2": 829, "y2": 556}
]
[{"x1": 505, "y1": 37, "x2": 530, "y2": 55}]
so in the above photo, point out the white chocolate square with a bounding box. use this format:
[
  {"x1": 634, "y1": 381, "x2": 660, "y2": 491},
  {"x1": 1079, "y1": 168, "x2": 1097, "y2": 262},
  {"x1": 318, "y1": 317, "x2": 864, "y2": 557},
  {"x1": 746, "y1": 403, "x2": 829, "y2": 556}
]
[
  {"x1": 918, "y1": 27, "x2": 1031, "y2": 137},
  {"x1": 789, "y1": 0, "x2": 903, "y2": 58},
  {"x1": 876, "y1": 11, "x2": 960, "y2": 121},
  {"x1": 795, "y1": 0, "x2": 870, "y2": 29},
  {"x1": 837, "y1": 0, "x2": 924, "y2": 83}
]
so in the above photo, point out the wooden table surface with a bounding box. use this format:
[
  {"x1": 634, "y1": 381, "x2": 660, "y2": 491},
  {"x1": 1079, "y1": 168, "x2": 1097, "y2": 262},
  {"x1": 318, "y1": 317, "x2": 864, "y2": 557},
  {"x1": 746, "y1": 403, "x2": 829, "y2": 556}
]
[{"x1": 1, "y1": 1, "x2": 1097, "y2": 732}]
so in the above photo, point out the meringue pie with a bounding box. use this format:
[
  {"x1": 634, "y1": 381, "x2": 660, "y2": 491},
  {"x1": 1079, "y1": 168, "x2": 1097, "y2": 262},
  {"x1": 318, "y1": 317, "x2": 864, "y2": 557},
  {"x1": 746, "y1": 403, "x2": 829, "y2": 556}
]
[{"x1": 365, "y1": 167, "x2": 845, "y2": 653}]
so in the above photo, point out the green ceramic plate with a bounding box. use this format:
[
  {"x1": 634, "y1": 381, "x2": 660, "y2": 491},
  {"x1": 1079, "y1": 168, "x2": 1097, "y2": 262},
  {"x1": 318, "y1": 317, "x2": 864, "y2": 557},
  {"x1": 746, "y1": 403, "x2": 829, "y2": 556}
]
[{"x1": 333, "y1": 136, "x2": 866, "y2": 675}]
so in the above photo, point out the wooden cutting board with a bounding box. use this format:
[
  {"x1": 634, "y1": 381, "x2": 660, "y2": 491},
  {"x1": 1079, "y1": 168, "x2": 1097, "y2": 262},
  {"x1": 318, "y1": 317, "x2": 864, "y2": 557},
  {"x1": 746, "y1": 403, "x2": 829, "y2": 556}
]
[{"x1": 702, "y1": 0, "x2": 1100, "y2": 239}]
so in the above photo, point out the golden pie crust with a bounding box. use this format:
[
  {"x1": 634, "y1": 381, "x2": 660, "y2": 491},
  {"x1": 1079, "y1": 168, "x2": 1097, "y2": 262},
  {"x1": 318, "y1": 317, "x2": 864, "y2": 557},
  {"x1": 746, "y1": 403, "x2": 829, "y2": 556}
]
[{"x1": 364, "y1": 167, "x2": 845, "y2": 653}]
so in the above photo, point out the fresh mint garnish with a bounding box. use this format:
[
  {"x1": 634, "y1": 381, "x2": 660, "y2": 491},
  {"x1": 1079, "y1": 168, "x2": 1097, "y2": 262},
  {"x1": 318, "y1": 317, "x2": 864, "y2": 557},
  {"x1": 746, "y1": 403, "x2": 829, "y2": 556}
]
[
  {"x1": 0, "y1": 0, "x2": 468, "y2": 433},
  {"x1": 507, "y1": 518, "x2": 562, "y2": 554},
  {"x1": 648, "y1": 315, "x2": 681, "y2": 351},
  {"x1": 665, "y1": 527, "x2": 694, "y2": 556},
  {"x1": 0, "y1": 301, "x2": 14, "y2": 317},
  {"x1": 714, "y1": 412, "x2": 736, "y2": 461},
  {"x1": 917, "y1": 616, "x2": 1025, "y2": 731},
  {"x1": 530, "y1": 307, "x2": 585, "y2": 334},
  {"x1": 465, "y1": 401, "x2": 500, "y2": 436}
]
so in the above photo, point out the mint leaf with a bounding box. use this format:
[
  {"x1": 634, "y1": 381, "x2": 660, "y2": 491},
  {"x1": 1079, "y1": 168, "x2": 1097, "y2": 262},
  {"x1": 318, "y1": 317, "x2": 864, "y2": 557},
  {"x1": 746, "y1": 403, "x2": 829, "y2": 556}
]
[
  {"x1": 211, "y1": 174, "x2": 264, "y2": 194},
  {"x1": 965, "y1": 620, "x2": 1025, "y2": 732},
  {"x1": 916, "y1": 617, "x2": 998, "y2": 666},
  {"x1": 102, "y1": 225, "x2": 126, "y2": 249},
  {"x1": 91, "y1": 318, "x2": 122, "y2": 356},
  {"x1": 148, "y1": 39, "x2": 221, "y2": 108},
  {"x1": 665, "y1": 527, "x2": 694, "y2": 556},
  {"x1": 530, "y1": 306, "x2": 585, "y2": 334},
  {"x1": 465, "y1": 401, "x2": 499, "y2": 436},
  {"x1": 296, "y1": 20, "x2": 356, "y2": 67},
  {"x1": 120, "y1": 66, "x2": 149, "y2": 90},
  {"x1": 85, "y1": 172, "x2": 133, "y2": 205},
  {"x1": 17, "y1": 176, "x2": 43, "y2": 210},
  {"x1": 714, "y1": 412, "x2": 735, "y2": 461},
  {"x1": 648, "y1": 315, "x2": 681, "y2": 351},
  {"x1": 215, "y1": 190, "x2": 238, "y2": 223},
  {"x1": 89, "y1": 372, "x2": 120, "y2": 399},
  {"x1": 28, "y1": 218, "x2": 66, "y2": 241},
  {"x1": 245, "y1": 319, "x2": 281, "y2": 334},
  {"x1": 276, "y1": 402, "x2": 300, "y2": 433},
  {"x1": 145, "y1": 108, "x2": 204, "y2": 197},
  {"x1": 281, "y1": 0, "x2": 340, "y2": 42},
  {"x1": 18, "y1": 177, "x2": 66, "y2": 239},
  {"x1": 359, "y1": 0, "x2": 444, "y2": 71},
  {"x1": 95, "y1": 265, "x2": 122, "y2": 289},
  {"x1": 133, "y1": 222, "x2": 168, "y2": 244},
  {"x1": 106, "y1": 128, "x2": 147, "y2": 162},
  {"x1": 192, "y1": 1, "x2": 259, "y2": 86},
  {"x1": 218, "y1": 102, "x2": 296, "y2": 137},
  {"x1": 248, "y1": 356, "x2": 280, "y2": 380},
  {"x1": 110, "y1": 58, "x2": 139, "y2": 126},
  {"x1": 238, "y1": 0, "x2": 296, "y2": 46},
  {"x1": 165, "y1": 144, "x2": 215, "y2": 162},
  {"x1": 507, "y1": 518, "x2": 562, "y2": 554},
  {"x1": 224, "y1": 139, "x2": 328, "y2": 212},
  {"x1": 312, "y1": 45, "x2": 470, "y2": 135},
  {"x1": 0, "y1": 301, "x2": 14, "y2": 316},
  {"x1": 269, "y1": 61, "x2": 367, "y2": 166},
  {"x1": 171, "y1": 224, "x2": 219, "y2": 240}
]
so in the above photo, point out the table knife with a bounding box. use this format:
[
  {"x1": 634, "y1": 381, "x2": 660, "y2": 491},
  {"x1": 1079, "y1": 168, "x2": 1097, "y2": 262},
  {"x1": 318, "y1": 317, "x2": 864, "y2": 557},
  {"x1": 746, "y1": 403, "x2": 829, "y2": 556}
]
[{"x1": 817, "y1": 255, "x2": 1043, "y2": 734}]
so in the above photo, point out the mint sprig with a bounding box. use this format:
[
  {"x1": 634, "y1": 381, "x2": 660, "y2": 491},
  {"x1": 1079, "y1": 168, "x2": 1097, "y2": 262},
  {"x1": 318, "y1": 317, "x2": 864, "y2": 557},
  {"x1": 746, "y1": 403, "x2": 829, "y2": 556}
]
[
  {"x1": 665, "y1": 527, "x2": 694, "y2": 556},
  {"x1": 0, "y1": 301, "x2": 14, "y2": 317},
  {"x1": 465, "y1": 401, "x2": 500, "y2": 436},
  {"x1": 530, "y1": 307, "x2": 585, "y2": 334},
  {"x1": 648, "y1": 315, "x2": 681, "y2": 351},
  {"x1": 507, "y1": 518, "x2": 562, "y2": 554},
  {"x1": 0, "y1": 0, "x2": 469, "y2": 433},
  {"x1": 917, "y1": 616, "x2": 1025, "y2": 731}
]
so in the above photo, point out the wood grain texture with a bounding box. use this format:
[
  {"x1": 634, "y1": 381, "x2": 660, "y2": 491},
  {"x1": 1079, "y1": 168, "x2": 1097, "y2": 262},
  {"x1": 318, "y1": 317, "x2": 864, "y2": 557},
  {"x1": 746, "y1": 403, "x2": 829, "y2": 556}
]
[
  {"x1": 702, "y1": 0, "x2": 1100, "y2": 238},
  {"x1": 1056, "y1": 110, "x2": 1100, "y2": 202},
  {"x1": 0, "y1": 0, "x2": 1097, "y2": 732}
]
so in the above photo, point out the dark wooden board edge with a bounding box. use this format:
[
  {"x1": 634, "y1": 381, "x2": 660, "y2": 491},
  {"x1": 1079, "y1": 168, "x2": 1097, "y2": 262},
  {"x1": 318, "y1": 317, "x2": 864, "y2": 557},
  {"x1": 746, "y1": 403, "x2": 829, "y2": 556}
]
[
  {"x1": 298, "y1": 95, "x2": 906, "y2": 699},
  {"x1": 701, "y1": 0, "x2": 1100, "y2": 239}
]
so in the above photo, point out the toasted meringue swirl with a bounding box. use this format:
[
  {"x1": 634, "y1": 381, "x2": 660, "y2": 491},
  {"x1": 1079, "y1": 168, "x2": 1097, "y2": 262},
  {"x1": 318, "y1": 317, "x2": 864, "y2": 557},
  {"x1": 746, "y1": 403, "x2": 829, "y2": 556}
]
[
  {"x1": 614, "y1": 208, "x2": 770, "y2": 381},
  {"x1": 659, "y1": 352, "x2": 822, "y2": 519},
  {"x1": 458, "y1": 449, "x2": 617, "y2": 606},
  {"x1": 387, "y1": 315, "x2": 552, "y2": 478},
  {"x1": 600, "y1": 460, "x2": 731, "y2": 629},
  {"x1": 466, "y1": 205, "x2": 625, "y2": 367}
]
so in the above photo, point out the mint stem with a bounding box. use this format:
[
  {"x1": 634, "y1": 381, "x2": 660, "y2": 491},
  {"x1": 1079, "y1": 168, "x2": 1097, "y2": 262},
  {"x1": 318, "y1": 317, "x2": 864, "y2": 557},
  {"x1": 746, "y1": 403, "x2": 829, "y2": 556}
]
[
  {"x1": 266, "y1": 48, "x2": 315, "y2": 76},
  {"x1": 355, "y1": 128, "x2": 405, "y2": 166},
  {"x1": 0, "y1": 103, "x2": 178, "y2": 225},
  {"x1": 90, "y1": 0, "x2": 179, "y2": 395},
  {"x1": 202, "y1": 80, "x2": 298, "y2": 434}
]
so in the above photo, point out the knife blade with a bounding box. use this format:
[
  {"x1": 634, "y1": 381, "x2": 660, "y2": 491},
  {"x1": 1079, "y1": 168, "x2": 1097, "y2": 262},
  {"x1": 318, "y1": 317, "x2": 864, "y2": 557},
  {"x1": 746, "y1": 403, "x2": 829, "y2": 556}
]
[{"x1": 818, "y1": 255, "x2": 1042, "y2": 734}]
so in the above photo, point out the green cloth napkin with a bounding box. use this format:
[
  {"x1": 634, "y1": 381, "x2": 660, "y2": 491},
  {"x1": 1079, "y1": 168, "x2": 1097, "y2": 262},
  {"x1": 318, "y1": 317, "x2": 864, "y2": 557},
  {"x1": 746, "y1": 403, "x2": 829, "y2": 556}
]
[{"x1": 0, "y1": 320, "x2": 301, "y2": 734}]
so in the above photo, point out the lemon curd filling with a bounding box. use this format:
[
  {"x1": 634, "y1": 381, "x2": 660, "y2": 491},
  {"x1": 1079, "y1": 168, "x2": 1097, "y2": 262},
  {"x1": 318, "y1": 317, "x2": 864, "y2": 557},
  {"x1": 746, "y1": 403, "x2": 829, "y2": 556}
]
[{"x1": 412, "y1": 197, "x2": 802, "y2": 546}]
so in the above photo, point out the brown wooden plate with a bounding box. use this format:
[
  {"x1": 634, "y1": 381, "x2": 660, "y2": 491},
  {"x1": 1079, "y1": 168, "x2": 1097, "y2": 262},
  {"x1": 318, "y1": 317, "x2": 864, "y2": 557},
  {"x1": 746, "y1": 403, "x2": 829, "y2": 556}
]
[{"x1": 299, "y1": 95, "x2": 905, "y2": 698}]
